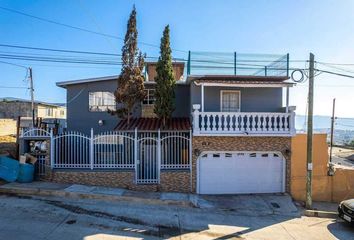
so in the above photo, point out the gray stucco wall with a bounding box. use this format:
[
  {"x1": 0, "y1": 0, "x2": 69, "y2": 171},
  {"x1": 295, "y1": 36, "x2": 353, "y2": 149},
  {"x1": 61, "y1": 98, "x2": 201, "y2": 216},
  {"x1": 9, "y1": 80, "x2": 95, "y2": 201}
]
[
  {"x1": 190, "y1": 84, "x2": 283, "y2": 112},
  {"x1": 65, "y1": 79, "x2": 190, "y2": 134}
]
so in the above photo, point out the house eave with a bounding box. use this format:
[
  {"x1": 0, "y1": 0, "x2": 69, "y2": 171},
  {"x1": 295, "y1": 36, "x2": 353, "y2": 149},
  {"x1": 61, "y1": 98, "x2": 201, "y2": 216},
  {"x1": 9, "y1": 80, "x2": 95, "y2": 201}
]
[{"x1": 193, "y1": 81, "x2": 295, "y2": 88}]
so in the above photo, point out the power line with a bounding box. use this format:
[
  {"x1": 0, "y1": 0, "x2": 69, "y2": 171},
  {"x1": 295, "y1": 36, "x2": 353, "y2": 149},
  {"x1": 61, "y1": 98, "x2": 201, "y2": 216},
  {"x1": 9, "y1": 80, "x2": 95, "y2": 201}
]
[
  {"x1": 315, "y1": 69, "x2": 354, "y2": 79},
  {"x1": 0, "y1": 60, "x2": 28, "y2": 69},
  {"x1": 0, "y1": 44, "x2": 184, "y2": 61},
  {"x1": 317, "y1": 61, "x2": 354, "y2": 66},
  {"x1": 0, "y1": 6, "x2": 187, "y2": 53},
  {"x1": 0, "y1": 86, "x2": 29, "y2": 89},
  {"x1": 317, "y1": 62, "x2": 354, "y2": 74}
]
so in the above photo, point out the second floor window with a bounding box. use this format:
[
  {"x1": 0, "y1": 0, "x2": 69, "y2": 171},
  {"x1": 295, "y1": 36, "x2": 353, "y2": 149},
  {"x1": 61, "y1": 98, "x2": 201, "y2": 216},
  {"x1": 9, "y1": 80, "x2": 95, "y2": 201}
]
[
  {"x1": 142, "y1": 89, "x2": 155, "y2": 105},
  {"x1": 221, "y1": 90, "x2": 241, "y2": 112},
  {"x1": 89, "y1": 92, "x2": 116, "y2": 112}
]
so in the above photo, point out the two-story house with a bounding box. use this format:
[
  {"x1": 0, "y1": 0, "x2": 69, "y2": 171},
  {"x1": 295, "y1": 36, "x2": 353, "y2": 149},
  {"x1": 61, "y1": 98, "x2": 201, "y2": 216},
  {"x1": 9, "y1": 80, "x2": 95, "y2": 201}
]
[{"x1": 53, "y1": 52, "x2": 295, "y2": 194}]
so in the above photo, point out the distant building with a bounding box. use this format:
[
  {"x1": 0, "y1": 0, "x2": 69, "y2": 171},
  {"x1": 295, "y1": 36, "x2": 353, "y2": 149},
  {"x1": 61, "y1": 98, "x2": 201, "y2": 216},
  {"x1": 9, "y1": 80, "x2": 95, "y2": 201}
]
[{"x1": 0, "y1": 97, "x2": 66, "y2": 119}]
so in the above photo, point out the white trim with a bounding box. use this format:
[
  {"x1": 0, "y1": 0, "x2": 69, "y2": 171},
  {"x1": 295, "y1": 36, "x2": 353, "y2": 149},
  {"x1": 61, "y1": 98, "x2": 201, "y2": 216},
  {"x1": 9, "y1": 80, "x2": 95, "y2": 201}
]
[
  {"x1": 195, "y1": 82, "x2": 294, "y2": 88},
  {"x1": 57, "y1": 76, "x2": 188, "y2": 88},
  {"x1": 201, "y1": 83, "x2": 205, "y2": 112},
  {"x1": 286, "y1": 86, "x2": 289, "y2": 113},
  {"x1": 220, "y1": 90, "x2": 241, "y2": 112}
]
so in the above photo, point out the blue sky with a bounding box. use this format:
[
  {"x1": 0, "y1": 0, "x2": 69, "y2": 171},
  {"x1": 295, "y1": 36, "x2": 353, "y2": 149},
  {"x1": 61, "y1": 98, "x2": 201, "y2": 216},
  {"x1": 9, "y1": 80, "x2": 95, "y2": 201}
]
[{"x1": 1, "y1": 0, "x2": 354, "y2": 117}]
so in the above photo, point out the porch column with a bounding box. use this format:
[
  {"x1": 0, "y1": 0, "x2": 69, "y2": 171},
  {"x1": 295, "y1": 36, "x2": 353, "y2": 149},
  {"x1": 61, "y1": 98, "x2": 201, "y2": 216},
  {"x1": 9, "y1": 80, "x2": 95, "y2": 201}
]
[
  {"x1": 201, "y1": 83, "x2": 205, "y2": 112},
  {"x1": 286, "y1": 86, "x2": 289, "y2": 113}
]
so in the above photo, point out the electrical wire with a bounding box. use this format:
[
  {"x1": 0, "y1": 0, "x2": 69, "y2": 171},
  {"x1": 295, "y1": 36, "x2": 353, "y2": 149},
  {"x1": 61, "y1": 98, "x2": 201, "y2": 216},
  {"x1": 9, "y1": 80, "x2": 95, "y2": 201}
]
[
  {"x1": 0, "y1": 86, "x2": 29, "y2": 89},
  {"x1": 316, "y1": 61, "x2": 354, "y2": 66},
  {"x1": 314, "y1": 69, "x2": 354, "y2": 79},
  {"x1": 0, "y1": 6, "x2": 188, "y2": 53},
  {"x1": 317, "y1": 62, "x2": 354, "y2": 75},
  {"x1": 0, "y1": 59, "x2": 28, "y2": 69}
]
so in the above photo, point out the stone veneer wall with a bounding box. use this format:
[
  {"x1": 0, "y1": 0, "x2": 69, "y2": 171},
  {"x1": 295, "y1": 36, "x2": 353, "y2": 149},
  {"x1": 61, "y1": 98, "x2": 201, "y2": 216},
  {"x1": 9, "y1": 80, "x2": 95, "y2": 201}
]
[
  {"x1": 45, "y1": 170, "x2": 191, "y2": 193},
  {"x1": 191, "y1": 136, "x2": 292, "y2": 193}
]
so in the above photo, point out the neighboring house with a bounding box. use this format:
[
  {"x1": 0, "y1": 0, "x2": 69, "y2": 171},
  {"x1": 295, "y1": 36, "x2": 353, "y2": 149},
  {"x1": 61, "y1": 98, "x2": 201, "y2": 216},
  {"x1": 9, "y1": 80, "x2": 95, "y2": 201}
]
[
  {"x1": 0, "y1": 97, "x2": 66, "y2": 119},
  {"x1": 44, "y1": 52, "x2": 296, "y2": 195}
]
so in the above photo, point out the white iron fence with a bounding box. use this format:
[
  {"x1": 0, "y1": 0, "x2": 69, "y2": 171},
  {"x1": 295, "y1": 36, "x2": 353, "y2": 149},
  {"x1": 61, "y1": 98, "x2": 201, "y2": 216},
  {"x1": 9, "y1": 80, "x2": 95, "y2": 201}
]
[{"x1": 37, "y1": 128, "x2": 191, "y2": 184}]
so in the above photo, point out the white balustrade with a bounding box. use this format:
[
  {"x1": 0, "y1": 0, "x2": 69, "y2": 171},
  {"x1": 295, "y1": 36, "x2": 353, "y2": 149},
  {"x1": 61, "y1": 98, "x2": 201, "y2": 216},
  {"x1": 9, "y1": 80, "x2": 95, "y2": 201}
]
[{"x1": 192, "y1": 111, "x2": 296, "y2": 136}]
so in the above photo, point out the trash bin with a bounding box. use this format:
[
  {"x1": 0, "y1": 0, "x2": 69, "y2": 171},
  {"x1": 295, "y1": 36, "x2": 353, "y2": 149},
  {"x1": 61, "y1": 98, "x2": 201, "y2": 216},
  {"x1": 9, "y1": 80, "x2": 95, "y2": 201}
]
[{"x1": 17, "y1": 163, "x2": 34, "y2": 183}]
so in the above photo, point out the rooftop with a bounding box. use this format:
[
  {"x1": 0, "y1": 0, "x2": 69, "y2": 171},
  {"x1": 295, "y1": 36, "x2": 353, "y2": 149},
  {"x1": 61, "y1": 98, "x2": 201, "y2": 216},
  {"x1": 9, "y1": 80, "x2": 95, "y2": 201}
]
[{"x1": 115, "y1": 117, "x2": 191, "y2": 131}]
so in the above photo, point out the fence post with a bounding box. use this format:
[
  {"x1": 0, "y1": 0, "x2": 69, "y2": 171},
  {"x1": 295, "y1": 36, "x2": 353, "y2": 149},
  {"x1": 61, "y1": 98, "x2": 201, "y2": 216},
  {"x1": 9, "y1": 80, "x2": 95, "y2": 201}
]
[
  {"x1": 187, "y1": 50, "x2": 191, "y2": 75},
  {"x1": 134, "y1": 128, "x2": 138, "y2": 183},
  {"x1": 290, "y1": 111, "x2": 296, "y2": 136},
  {"x1": 157, "y1": 128, "x2": 161, "y2": 183},
  {"x1": 50, "y1": 128, "x2": 54, "y2": 169},
  {"x1": 192, "y1": 104, "x2": 201, "y2": 135},
  {"x1": 90, "y1": 128, "x2": 94, "y2": 170},
  {"x1": 189, "y1": 129, "x2": 193, "y2": 192},
  {"x1": 234, "y1": 52, "x2": 237, "y2": 75}
]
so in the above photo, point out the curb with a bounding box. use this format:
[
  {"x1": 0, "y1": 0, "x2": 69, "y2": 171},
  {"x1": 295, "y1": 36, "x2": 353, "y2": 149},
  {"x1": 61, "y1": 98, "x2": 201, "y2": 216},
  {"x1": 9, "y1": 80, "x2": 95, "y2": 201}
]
[
  {"x1": 0, "y1": 187, "x2": 193, "y2": 207},
  {"x1": 304, "y1": 209, "x2": 338, "y2": 218}
]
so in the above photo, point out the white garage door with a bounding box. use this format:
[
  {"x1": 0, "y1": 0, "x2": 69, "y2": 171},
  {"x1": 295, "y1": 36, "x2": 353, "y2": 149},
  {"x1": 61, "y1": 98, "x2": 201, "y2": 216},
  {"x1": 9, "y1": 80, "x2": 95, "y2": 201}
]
[{"x1": 197, "y1": 152, "x2": 285, "y2": 194}]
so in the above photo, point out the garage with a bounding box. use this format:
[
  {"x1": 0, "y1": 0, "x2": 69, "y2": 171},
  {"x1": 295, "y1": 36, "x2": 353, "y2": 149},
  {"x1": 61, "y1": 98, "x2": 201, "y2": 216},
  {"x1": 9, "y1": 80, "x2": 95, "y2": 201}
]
[{"x1": 197, "y1": 152, "x2": 285, "y2": 194}]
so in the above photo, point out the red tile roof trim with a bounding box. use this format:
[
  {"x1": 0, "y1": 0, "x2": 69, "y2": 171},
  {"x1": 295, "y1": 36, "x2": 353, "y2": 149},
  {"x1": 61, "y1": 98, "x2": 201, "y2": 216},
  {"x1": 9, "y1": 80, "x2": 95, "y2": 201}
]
[{"x1": 115, "y1": 118, "x2": 191, "y2": 131}]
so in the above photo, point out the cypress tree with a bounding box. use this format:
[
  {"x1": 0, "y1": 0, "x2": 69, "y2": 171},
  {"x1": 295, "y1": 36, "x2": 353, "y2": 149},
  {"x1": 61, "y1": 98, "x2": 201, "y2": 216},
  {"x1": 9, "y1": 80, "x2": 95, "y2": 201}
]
[
  {"x1": 114, "y1": 6, "x2": 145, "y2": 124},
  {"x1": 154, "y1": 25, "x2": 176, "y2": 126}
]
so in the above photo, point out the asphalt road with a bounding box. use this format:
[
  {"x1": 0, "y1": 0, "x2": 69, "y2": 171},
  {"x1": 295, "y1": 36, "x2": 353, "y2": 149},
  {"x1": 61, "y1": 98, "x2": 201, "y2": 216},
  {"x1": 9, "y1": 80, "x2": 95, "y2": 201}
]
[{"x1": 0, "y1": 194, "x2": 353, "y2": 240}]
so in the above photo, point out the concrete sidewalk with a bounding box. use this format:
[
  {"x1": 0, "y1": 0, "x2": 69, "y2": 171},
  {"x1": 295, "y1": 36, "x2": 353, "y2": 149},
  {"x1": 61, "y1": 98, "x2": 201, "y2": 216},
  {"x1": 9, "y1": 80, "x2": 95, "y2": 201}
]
[
  {"x1": 0, "y1": 181, "x2": 193, "y2": 207},
  {"x1": 0, "y1": 181, "x2": 300, "y2": 217}
]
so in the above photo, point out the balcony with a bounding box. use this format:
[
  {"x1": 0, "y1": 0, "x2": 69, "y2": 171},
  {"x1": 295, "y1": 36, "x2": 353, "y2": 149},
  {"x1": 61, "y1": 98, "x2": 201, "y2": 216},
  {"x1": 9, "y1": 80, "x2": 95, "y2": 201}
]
[{"x1": 192, "y1": 105, "x2": 296, "y2": 137}]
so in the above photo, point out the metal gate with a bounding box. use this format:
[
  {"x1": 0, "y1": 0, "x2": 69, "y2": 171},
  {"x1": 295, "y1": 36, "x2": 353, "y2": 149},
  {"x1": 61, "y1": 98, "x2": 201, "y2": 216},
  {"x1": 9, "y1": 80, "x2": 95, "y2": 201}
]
[
  {"x1": 136, "y1": 132, "x2": 160, "y2": 184},
  {"x1": 20, "y1": 128, "x2": 191, "y2": 185}
]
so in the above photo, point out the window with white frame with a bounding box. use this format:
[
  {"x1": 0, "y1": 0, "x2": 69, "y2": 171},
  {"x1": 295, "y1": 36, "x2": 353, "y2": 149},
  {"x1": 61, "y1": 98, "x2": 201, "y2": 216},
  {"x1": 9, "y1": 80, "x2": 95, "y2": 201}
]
[
  {"x1": 89, "y1": 92, "x2": 116, "y2": 112},
  {"x1": 221, "y1": 90, "x2": 240, "y2": 112},
  {"x1": 142, "y1": 89, "x2": 156, "y2": 105}
]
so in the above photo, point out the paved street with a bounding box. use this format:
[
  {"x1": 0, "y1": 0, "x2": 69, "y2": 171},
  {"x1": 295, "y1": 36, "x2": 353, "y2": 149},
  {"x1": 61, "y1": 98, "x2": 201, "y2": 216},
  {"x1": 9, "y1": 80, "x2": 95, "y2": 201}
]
[{"x1": 0, "y1": 194, "x2": 353, "y2": 240}]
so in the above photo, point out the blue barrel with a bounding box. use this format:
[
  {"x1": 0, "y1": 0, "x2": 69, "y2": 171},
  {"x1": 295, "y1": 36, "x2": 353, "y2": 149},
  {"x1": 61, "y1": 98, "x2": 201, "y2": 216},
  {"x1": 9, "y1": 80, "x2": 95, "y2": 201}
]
[
  {"x1": 0, "y1": 156, "x2": 20, "y2": 182},
  {"x1": 17, "y1": 163, "x2": 34, "y2": 183}
]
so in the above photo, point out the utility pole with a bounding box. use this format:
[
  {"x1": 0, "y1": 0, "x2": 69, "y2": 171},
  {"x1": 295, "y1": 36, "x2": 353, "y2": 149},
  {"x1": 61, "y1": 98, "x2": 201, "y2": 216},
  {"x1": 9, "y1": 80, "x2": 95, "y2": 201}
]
[
  {"x1": 329, "y1": 98, "x2": 336, "y2": 163},
  {"x1": 29, "y1": 67, "x2": 35, "y2": 127},
  {"x1": 306, "y1": 53, "x2": 315, "y2": 209}
]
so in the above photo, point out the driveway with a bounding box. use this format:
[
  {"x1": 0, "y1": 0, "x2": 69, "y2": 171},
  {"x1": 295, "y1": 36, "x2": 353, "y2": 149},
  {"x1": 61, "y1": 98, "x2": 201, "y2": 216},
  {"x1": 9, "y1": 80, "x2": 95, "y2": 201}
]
[{"x1": 0, "y1": 194, "x2": 353, "y2": 240}]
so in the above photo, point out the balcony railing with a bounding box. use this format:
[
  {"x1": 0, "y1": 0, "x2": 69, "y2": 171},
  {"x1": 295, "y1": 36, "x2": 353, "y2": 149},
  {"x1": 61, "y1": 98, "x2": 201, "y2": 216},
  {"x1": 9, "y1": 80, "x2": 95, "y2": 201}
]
[{"x1": 192, "y1": 108, "x2": 295, "y2": 136}]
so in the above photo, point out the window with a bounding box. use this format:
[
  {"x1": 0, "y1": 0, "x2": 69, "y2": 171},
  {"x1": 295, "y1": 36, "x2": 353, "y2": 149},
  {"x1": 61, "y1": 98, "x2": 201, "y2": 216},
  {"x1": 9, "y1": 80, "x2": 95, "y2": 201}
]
[
  {"x1": 142, "y1": 89, "x2": 156, "y2": 105},
  {"x1": 221, "y1": 90, "x2": 240, "y2": 112},
  {"x1": 89, "y1": 92, "x2": 116, "y2": 112},
  {"x1": 60, "y1": 110, "x2": 65, "y2": 116},
  {"x1": 46, "y1": 108, "x2": 53, "y2": 117}
]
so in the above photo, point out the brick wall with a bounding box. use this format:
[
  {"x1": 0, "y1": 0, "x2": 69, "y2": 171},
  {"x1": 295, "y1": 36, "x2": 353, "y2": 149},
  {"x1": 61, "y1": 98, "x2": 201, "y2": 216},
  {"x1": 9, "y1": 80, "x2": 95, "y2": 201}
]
[
  {"x1": 46, "y1": 169, "x2": 191, "y2": 192},
  {"x1": 191, "y1": 136, "x2": 292, "y2": 193}
]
